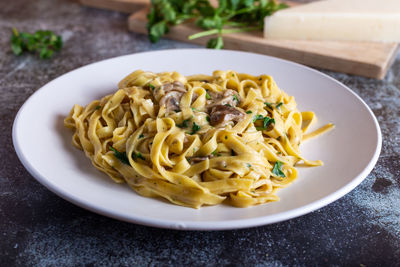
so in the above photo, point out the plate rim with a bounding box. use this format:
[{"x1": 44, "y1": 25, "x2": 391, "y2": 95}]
[{"x1": 12, "y1": 48, "x2": 382, "y2": 230}]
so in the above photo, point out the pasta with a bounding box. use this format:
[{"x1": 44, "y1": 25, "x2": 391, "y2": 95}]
[{"x1": 64, "y1": 70, "x2": 334, "y2": 208}]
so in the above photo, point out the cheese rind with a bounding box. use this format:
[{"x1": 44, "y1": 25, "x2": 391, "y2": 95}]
[{"x1": 264, "y1": 0, "x2": 400, "y2": 42}]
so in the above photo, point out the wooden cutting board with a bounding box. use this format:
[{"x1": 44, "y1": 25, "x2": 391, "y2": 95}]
[{"x1": 80, "y1": 0, "x2": 399, "y2": 79}]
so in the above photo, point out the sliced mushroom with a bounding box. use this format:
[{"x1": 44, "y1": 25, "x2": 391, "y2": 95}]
[
  {"x1": 159, "y1": 91, "x2": 184, "y2": 113},
  {"x1": 209, "y1": 105, "x2": 244, "y2": 127},
  {"x1": 162, "y1": 81, "x2": 186, "y2": 93},
  {"x1": 207, "y1": 89, "x2": 241, "y2": 110}
]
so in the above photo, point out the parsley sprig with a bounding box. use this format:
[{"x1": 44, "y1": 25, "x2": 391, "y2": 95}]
[
  {"x1": 147, "y1": 0, "x2": 287, "y2": 49},
  {"x1": 253, "y1": 114, "x2": 275, "y2": 131},
  {"x1": 11, "y1": 28, "x2": 62, "y2": 59},
  {"x1": 191, "y1": 122, "x2": 201, "y2": 134},
  {"x1": 272, "y1": 161, "x2": 285, "y2": 177},
  {"x1": 110, "y1": 146, "x2": 145, "y2": 165},
  {"x1": 110, "y1": 146, "x2": 130, "y2": 165}
]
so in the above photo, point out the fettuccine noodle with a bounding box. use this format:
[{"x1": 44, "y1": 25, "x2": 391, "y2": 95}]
[{"x1": 64, "y1": 70, "x2": 334, "y2": 208}]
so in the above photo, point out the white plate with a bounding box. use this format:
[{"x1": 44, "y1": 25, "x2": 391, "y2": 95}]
[{"x1": 13, "y1": 49, "x2": 381, "y2": 230}]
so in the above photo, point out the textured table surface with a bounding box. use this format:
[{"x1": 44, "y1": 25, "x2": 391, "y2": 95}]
[{"x1": 1, "y1": 0, "x2": 399, "y2": 266}]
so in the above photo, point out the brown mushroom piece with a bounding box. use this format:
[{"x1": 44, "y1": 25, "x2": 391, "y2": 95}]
[
  {"x1": 159, "y1": 91, "x2": 184, "y2": 112},
  {"x1": 207, "y1": 89, "x2": 241, "y2": 110},
  {"x1": 162, "y1": 81, "x2": 186, "y2": 93},
  {"x1": 209, "y1": 105, "x2": 245, "y2": 127}
]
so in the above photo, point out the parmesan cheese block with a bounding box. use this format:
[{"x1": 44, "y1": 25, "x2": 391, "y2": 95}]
[{"x1": 264, "y1": 0, "x2": 400, "y2": 42}]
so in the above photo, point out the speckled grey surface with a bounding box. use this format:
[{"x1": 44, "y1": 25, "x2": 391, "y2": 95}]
[{"x1": 1, "y1": 0, "x2": 399, "y2": 266}]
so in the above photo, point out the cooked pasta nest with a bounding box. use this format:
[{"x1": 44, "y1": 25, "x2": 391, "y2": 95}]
[{"x1": 64, "y1": 70, "x2": 333, "y2": 208}]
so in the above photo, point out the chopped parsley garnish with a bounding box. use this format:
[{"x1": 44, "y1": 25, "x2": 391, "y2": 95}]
[
  {"x1": 133, "y1": 152, "x2": 145, "y2": 160},
  {"x1": 191, "y1": 107, "x2": 198, "y2": 111},
  {"x1": 149, "y1": 84, "x2": 155, "y2": 90},
  {"x1": 211, "y1": 150, "x2": 218, "y2": 156},
  {"x1": 109, "y1": 146, "x2": 129, "y2": 165},
  {"x1": 94, "y1": 105, "x2": 101, "y2": 110},
  {"x1": 253, "y1": 115, "x2": 275, "y2": 130},
  {"x1": 264, "y1": 102, "x2": 273, "y2": 109},
  {"x1": 138, "y1": 134, "x2": 145, "y2": 139},
  {"x1": 177, "y1": 119, "x2": 190, "y2": 128},
  {"x1": 233, "y1": 94, "x2": 239, "y2": 103},
  {"x1": 247, "y1": 163, "x2": 252, "y2": 168},
  {"x1": 191, "y1": 122, "x2": 201, "y2": 134},
  {"x1": 205, "y1": 92, "x2": 211, "y2": 100},
  {"x1": 224, "y1": 104, "x2": 232, "y2": 107},
  {"x1": 262, "y1": 117, "x2": 275, "y2": 128},
  {"x1": 110, "y1": 146, "x2": 145, "y2": 164},
  {"x1": 252, "y1": 114, "x2": 264, "y2": 123},
  {"x1": 231, "y1": 74, "x2": 234, "y2": 77},
  {"x1": 272, "y1": 161, "x2": 286, "y2": 177},
  {"x1": 276, "y1": 102, "x2": 283, "y2": 109},
  {"x1": 246, "y1": 110, "x2": 252, "y2": 114},
  {"x1": 206, "y1": 116, "x2": 210, "y2": 122}
]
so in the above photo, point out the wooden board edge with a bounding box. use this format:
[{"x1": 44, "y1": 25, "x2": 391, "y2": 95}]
[
  {"x1": 377, "y1": 44, "x2": 399, "y2": 79},
  {"x1": 128, "y1": 7, "x2": 397, "y2": 79}
]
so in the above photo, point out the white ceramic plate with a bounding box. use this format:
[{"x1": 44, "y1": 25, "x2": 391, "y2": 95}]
[{"x1": 13, "y1": 49, "x2": 381, "y2": 230}]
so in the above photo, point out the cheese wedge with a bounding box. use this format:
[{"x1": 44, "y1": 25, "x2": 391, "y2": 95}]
[{"x1": 264, "y1": 0, "x2": 400, "y2": 42}]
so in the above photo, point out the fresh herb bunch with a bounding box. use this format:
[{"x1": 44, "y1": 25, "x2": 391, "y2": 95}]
[
  {"x1": 11, "y1": 28, "x2": 63, "y2": 59},
  {"x1": 147, "y1": 0, "x2": 287, "y2": 49}
]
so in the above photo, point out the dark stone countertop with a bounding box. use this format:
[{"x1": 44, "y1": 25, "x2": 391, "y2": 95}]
[{"x1": 1, "y1": 0, "x2": 399, "y2": 266}]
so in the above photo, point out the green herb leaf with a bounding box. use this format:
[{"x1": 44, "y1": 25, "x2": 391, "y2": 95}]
[
  {"x1": 264, "y1": 102, "x2": 273, "y2": 109},
  {"x1": 276, "y1": 102, "x2": 283, "y2": 109},
  {"x1": 247, "y1": 163, "x2": 252, "y2": 168},
  {"x1": 133, "y1": 152, "x2": 145, "y2": 160},
  {"x1": 206, "y1": 116, "x2": 210, "y2": 122},
  {"x1": 205, "y1": 92, "x2": 211, "y2": 100},
  {"x1": 149, "y1": 84, "x2": 155, "y2": 90},
  {"x1": 95, "y1": 105, "x2": 101, "y2": 110},
  {"x1": 233, "y1": 94, "x2": 239, "y2": 103},
  {"x1": 252, "y1": 114, "x2": 264, "y2": 123},
  {"x1": 148, "y1": 21, "x2": 168, "y2": 43},
  {"x1": 138, "y1": 134, "x2": 145, "y2": 139},
  {"x1": 177, "y1": 119, "x2": 190, "y2": 128},
  {"x1": 272, "y1": 161, "x2": 286, "y2": 177},
  {"x1": 263, "y1": 116, "x2": 275, "y2": 128},
  {"x1": 110, "y1": 146, "x2": 130, "y2": 165},
  {"x1": 191, "y1": 122, "x2": 201, "y2": 134},
  {"x1": 253, "y1": 114, "x2": 275, "y2": 130},
  {"x1": 207, "y1": 36, "x2": 224, "y2": 49},
  {"x1": 246, "y1": 110, "x2": 252, "y2": 114}
]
